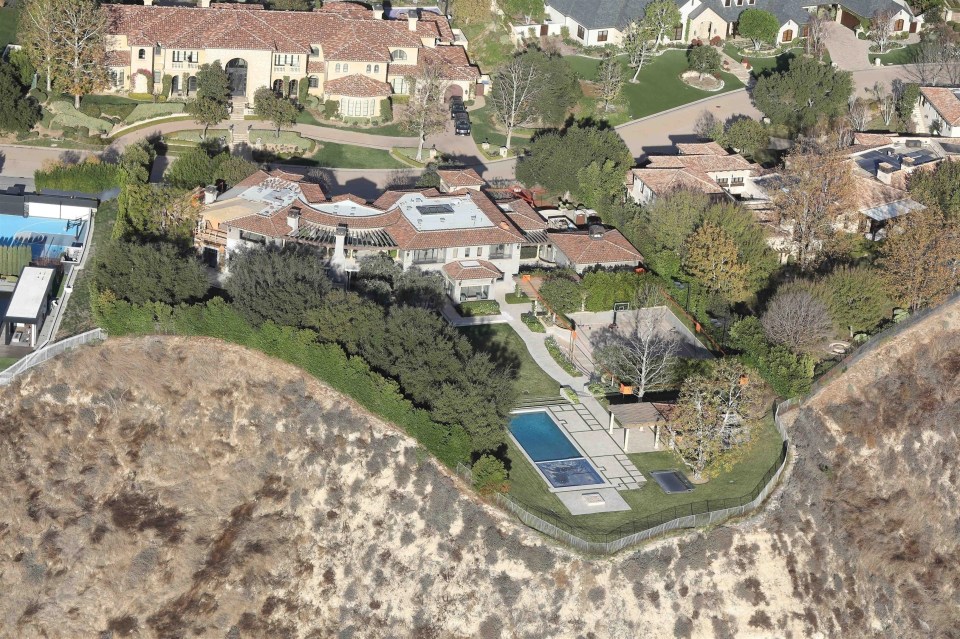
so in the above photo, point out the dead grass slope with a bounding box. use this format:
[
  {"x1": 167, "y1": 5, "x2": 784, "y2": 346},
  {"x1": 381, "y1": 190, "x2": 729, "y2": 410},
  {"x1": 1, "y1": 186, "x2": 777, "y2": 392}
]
[{"x1": 0, "y1": 302, "x2": 957, "y2": 638}]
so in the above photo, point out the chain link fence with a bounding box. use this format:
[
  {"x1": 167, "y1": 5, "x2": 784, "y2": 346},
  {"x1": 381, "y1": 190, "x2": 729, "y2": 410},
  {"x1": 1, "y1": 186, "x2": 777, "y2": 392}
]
[
  {"x1": 0, "y1": 329, "x2": 107, "y2": 386},
  {"x1": 458, "y1": 401, "x2": 790, "y2": 555}
]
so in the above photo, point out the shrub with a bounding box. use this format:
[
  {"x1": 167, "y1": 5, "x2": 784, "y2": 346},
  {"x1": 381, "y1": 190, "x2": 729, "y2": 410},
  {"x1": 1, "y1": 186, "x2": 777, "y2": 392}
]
[
  {"x1": 379, "y1": 98, "x2": 393, "y2": 122},
  {"x1": 92, "y1": 240, "x2": 209, "y2": 305},
  {"x1": 710, "y1": 35, "x2": 723, "y2": 46},
  {"x1": 729, "y1": 316, "x2": 814, "y2": 397},
  {"x1": 544, "y1": 336, "x2": 582, "y2": 377},
  {"x1": 455, "y1": 300, "x2": 500, "y2": 317},
  {"x1": 28, "y1": 88, "x2": 47, "y2": 104},
  {"x1": 520, "y1": 312, "x2": 545, "y2": 332},
  {"x1": 298, "y1": 76, "x2": 309, "y2": 103},
  {"x1": 162, "y1": 74, "x2": 173, "y2": 98},
  {"x1": 49, "y1": 100, "x2": 112, "y2": 133},
  {"x1": 538, "y1": 277, "x2": 583, "y2": 314},
  {"x1": 34, "y1": 160, "x2": 121, "y2": 194},
  {"x1": 323, "y1": 99, "x2": 340, "y2": 119},
  {"x1": 472, "y1": 455, "x2": 509, "y2": 494}
]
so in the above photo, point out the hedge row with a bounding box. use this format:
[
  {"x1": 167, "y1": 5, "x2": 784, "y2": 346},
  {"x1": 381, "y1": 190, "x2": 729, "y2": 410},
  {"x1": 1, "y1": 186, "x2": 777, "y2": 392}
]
[
  {"x1": 94, "y1": 297, "x2": 474, "y2": 467},
  {"x1": 35, "y1": 161, "x2": 122, "y2": 194}
]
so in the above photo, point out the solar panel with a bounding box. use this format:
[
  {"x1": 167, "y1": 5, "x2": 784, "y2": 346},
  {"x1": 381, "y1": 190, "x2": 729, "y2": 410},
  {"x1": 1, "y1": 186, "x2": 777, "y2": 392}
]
[{"x1": 416, "y1": 204, "x2": 454, "y2": 215}]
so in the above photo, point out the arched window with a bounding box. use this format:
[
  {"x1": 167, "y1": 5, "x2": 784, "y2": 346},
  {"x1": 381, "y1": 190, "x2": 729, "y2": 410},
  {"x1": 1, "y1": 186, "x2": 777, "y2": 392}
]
[
  {"x1": 343, "y1": 63, "x2": 349, "y2": 72},
  {"x1": 781, "y1": 29, "x2": 793, "y2": 42},
  {"x1": 138, "y1": 49, "x2": 146, "y2": 60},
  {"x1": 366, "y1": 64, "x2": 372, "y2": 73},
  {"x1": 374, "y1": 64, "x2": 380, "y2": 73},
  {"x1": 335, "y1": 63, "x2": 341, "y2": 73},
  {"x1": 273, "y1": 79, "x2": 284, "y2": 94},
  {"x1": 308, "y1": 76, "x2": 319, "y2": 88},
  {"x1": 392, "y1": 49, "x2": 407, "y2": 61}
]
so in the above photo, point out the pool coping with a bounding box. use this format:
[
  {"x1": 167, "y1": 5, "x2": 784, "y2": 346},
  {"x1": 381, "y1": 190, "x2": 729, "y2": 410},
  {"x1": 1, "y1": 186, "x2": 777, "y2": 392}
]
[{"x1": 509, "y1": 408, "x2": 610, "y2": 494}]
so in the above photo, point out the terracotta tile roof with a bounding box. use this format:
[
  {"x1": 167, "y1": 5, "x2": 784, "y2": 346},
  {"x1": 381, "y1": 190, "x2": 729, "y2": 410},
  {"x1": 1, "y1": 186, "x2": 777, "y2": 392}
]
[
  {"x1": 268, "y1": 168, "x2": 304, "y2": 182},
  {"x1": 921, "y1": 87, "x2": 960, "y2": 126},
  {"x1": 302, "y1": 207, "x2": 403, "y2": 230},
  {"x1": 442, "y1": 259, "x2": 502, "y2": 281},
  {"x1": 548, "y1": 228, "x2": 643, "y2": 266},
  {"x1": 646, "y1": 152, "x2": 755, "y2": 173},
  {"x1": 330, "y1": 193, "x2": 369, "y2": 204},
  {"x1": 227, "y1": 209, "x2": 295, "y2": 237},
  {"x1": 299, "y1": 182, "x2": 327, "y2": 203},
  {"x1": 437, "y1": 168, "x2": 485, "y2": 188},
  {"x1": 234, "y1": 169, "x2": 272, "y2": 189},
  {"x1": 628, "y1": 167, "x2": 726, "y2": 197},
  {"x1": 676, "y1": 141, "x2": 728, "y2": 156},
  {"x1": 324, "y1": 74, "x2": 392, "y2": 98},
  {"x1": 852, "y1": 132, "x2": 894, "y2": 147},
  {"x1": 499, "y1": 199, "x2": 547, "y2": 231},
  {"x1": 371, "y1": 188, "x2": 440, "y2": 209},
  {"x1": 420, "y1": 46, "x2": 480, "y2": 81},
  {"x1": 105, "y1": 50, "x2": 130, "y2": 67},
  {"x1": 210, "y1": 2, "x2": 263, "y2": 8},
  {"x1": 307, "y1": 60, "x2": 325, "y2": 74}
]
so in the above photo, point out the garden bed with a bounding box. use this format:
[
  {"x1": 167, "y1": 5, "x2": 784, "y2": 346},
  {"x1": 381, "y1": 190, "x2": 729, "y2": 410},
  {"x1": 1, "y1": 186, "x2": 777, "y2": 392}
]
[
  {"x1": 544, "y1": 336, "x2": 582, "y2": 377},
  {"x1": 455, "y1": 300, "x2": 501, "y2": 317},
  {"x1": 679, "y1": 71, "x2": 724, "y2": 91}
]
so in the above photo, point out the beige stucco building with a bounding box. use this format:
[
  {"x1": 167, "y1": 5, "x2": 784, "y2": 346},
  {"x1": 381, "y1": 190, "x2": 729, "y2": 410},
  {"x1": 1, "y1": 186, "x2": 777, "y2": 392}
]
[{"x1": 103, "y1": 1, "x2": 479, "y2": 119}]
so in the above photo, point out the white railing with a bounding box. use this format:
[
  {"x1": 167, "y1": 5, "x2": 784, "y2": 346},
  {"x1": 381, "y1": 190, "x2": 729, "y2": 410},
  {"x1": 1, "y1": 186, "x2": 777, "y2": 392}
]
[{"x1": 0, "y1": 329, "x2": 107, "y2": 386}]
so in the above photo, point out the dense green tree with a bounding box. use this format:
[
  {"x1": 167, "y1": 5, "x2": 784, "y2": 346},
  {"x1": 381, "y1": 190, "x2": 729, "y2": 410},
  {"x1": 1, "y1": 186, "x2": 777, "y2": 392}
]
[
  {"x1": 686, "y1": 44, "x2": 721, "y2": 80},
  {"x1": 577, "y1": 159, "x2": 626, "y2": 211},
  {"x1": 752, "y1": 56, "x2": 853, "y2": 132},
  {"x1": 269, "y1": 0, "x2": 311, "y2": 9},
  {"x1": 737, "y1": 8, "x2": 780, "y2": 51},
  {"x1": 8, "y1": 49, "x2": 36, "y2": 87},
  {"x1": 253, "y1": 85, "x2": 299, "y2": 137},
  {"x1": 538, "y1": 277, "x2": 584, "y2": 314},
  {"x1": 165, "y1": 145, "x2": 218, "y2": 189},
  {"x1": 305, "y1": 292, "x2": 386, "y2": 356},
  {"x1": 187, "y1": 62, "x2": 231, "y2": 137},
  {"x1": 517, "y1": 123, "x2": 633, "y2": 211},
  {"x1": 907, "y1": 160, "x2": 960, "y2": 219},
  {"x1": 113, "y1": 184, "x2": 196, "y2": 246},
  {"x1": 118, "y1": 140, "x2": 156, "y2": 185},
  {"x1": 93, "y1": 240, "x2": 209, "y2": 305},
  {"x1": 701, "y1": 202, "x2": 778, "y2": 295},
  {"x1": 729, "y1": 316, "x2": 815, "y2": 397},
  {"x1": 713, "y1": 117, "x2": 768, "y2": 158},
  {"x1": 682, "y1": 222, "x2": 750, "y2": 301},
  {"x1": 225, "y1": 244, "x2": 333, "y2": 327},
  {"x1": 213, "y1": 154, "x2": 260, "y2": 187},
  {"x1": 471, "y1": 455, "x2": 509, "y2": 493},
  {"x1": 879, "y1": 208, "x2": 960, "y2": 311},
  {"x1": 0, "y1": 62, "x2": 41, "y2": 133},
  {"x1": 813, "y1": 266, "x2": 892, "y2": 336}
]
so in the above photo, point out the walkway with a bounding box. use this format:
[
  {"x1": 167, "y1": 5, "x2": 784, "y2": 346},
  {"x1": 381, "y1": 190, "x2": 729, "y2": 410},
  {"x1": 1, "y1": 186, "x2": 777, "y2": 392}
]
[
  {"x1": 823, "y1": 21, "x2": 874, "y2": 72},
  {"x1": 720, "y1": 50, "x2": 753, "y2": 85}
]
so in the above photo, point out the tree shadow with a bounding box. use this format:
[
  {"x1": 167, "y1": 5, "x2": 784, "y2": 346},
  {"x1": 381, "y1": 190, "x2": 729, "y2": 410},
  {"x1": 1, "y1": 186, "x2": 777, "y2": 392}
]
[
  {"x1": 456, "y1": 324, "x2": 522, "y2": 379},
  {"x1": 58, "y1": 150, "x2": 82, "y2": 166}
]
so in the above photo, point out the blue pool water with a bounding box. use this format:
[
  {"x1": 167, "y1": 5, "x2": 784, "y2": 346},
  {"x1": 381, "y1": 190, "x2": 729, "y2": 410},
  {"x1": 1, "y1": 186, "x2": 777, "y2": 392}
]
[
  {"x1": 0, "y1": 213, "x2": 87, "y2": 260},
  {"x1": 509, "y1": 411, "x2": 604, "y2": 489},
  {"x1": 509, "y1": 411, "x2": 580, "y2": 462}
]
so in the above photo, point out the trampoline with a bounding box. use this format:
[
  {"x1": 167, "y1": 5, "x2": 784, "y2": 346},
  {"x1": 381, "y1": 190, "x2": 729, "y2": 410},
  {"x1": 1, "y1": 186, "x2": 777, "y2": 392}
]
[{"x1": 650, "y1": 470, "x2": 694, "y2": 494}]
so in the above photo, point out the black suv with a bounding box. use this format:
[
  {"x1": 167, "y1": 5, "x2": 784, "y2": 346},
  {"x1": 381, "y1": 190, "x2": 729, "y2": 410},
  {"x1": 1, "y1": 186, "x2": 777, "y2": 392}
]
[
  {"x1": 450, "y1": 99, "x2": 467, "y2": 119},
  {"x1": 454, "y1": 112, "x2": 471, "y2": 135}
]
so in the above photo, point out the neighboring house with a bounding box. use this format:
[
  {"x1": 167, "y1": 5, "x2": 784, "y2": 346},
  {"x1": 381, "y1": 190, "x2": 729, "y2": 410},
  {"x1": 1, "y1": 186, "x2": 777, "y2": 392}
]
[
  {"x1": 103, "y1": 1, "x2": 480, "y2": 119},
  {"x1": 2, "y1": 267, "x2": 55, "y2": 348},
  {"x1": 196, "y1": 170, "x2": 645, "y2": 300},
  {"x1": 917, "y1": 86, "x2": 960, "y2": 136},
  {"x1": 625, "y1": 142, "x2": 759, "y2": 205},
  {"x1": 541, "y1": 0, "x2": 921, "y2": 47}
]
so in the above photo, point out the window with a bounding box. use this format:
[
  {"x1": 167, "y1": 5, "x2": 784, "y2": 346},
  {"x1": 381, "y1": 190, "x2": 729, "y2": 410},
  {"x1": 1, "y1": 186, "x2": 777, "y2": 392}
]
[
  {"x1": 308, "y1": 76, "x2": 319, "y2": 88},
  {"x1": 335, "y1": 63, "x2": 341, "y2": 73},
  {"x1": 374, "y1": 64, "x2": 380, "y2": 73},
  {"x1": 577, "y1": 25, "x2": 585, "y2": 40},
  {"x1": 674, "y1": 25, "x2": 683, "y2": 39},
  {"x1": 464, "y1": 247, "x2": 471, "y2": 257},
  {"x1": 172, "y1": 50, "x2": 196, "y2": 63},
  {"x1": 110, "y1": 70, "x2": 124, "y2": 88},
  {"x1": 138, "y1": 49, "x2": 146, "y2": 60},
  {"x1": 477, "y1": 246, "x2": 483, "y2": 257},
  {"x1": 343, "y1": 63, "x2": 349, "y2": 72},
  {"x1": 736, "y1": 0, "x2": 742, "y2": 5},
  {"x1": 724, "y1": 0, "x2": 731, "y2": 6},
  {"x1": 801, "y1": 25, "x2": 809, "y2": 37},
  {"x1": 730, "y1": 176, "x2": 744, "y2": 186},
  {"x1": 153, "y1": 71, "x2": 161, "y2": 85},
  {"x1": 894, "y1": 18, "x2": 904, "y2": 31},
  {"x1": 391, "y1": 49, "x2": 407, "y2": 61},
  {"x1": 748, "y1": 0, "x2": 755, "y2": 4},
  {"x1": 274, "y1": 54, "x2": 296, "y2": 66},
  {"x1": 597, "y1": 30, "x2": 608, "y2": 42},
  {"x1": 239, "y1": 231, "x2": 266, "y2": 245},
  {"x1": 412, "y1": 249, "x2": 441, "y2": 263},
  {"x1": 782, "y1": 29, "x2": 793, "y2": 42},
  {"x1": 366, "y1": 64, "x2": 372, "y2": 73},
  {"x1": 310, "y1": 46, "x2": 319, "y2": 55}
]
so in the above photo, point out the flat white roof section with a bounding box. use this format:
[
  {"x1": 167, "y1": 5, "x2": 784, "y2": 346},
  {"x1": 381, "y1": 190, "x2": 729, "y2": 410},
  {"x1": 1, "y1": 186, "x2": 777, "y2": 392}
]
[
  {"x1": 395, "y1": 193, "x2": 492, "y2": 231},
  {"x1": 5, "y1": 267, "x2": 54, "y2": 323}
]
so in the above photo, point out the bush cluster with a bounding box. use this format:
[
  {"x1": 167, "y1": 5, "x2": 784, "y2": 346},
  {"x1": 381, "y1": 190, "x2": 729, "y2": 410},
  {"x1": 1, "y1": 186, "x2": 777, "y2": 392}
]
[
  {"x1": 35, "y1": 160, "x2": 121, "y2": 194},
  {"x1": 729, "y1": 316, "x2": 814, "y2": 397}
]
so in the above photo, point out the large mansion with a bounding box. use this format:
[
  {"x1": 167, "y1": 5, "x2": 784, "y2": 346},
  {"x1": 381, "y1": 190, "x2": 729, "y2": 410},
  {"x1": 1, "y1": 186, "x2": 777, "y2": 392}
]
[
  {"x1": 196, "y1": 169, "x2": 643, "y2": 301},
  {"x1": 541, "y1": 0, "x2": 923, "y2": 47},
  {"x1": 103, "y1": 1, "x2": 480, "y2": 119}
]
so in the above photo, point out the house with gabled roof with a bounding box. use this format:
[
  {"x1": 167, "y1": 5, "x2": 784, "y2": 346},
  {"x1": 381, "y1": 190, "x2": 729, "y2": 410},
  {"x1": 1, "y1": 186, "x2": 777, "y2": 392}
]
[
  {"x1": 918, "y1": 86, "x2": 960, "y2": 137},
  {"x1": 102, "y1": 1, "x2": 479, "y2": 120}
]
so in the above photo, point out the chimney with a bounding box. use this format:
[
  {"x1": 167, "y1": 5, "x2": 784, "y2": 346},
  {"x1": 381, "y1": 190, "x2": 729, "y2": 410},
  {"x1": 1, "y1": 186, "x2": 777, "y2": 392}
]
[
  {"x1": 408, "y1": 11, "x2": 418, "y2": 31},
  {"x1": 372, "y1": 3, "x2": 383, "y2": 19},
  {"x1": 198, "y1": 0, "x2": 210, "y2": 7},
  {"x1": 144, "y1": 0, "x2": 154, "y2": 5},
  {"x1": 876, "y1": 162, "x2": 895, "y2": 185},
  {"x1": 203, "y1": 185, "x2": 218, "y2": 204},
  {"x1": 287, "y1": 206, "x2": 301, "y2": 233},
  {"x1": 901, "y1": 156, "x2": 916, "y2": 168}
]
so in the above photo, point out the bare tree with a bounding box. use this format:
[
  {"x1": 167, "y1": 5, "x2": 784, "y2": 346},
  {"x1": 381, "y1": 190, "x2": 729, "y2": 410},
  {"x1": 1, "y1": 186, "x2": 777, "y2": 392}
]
[
  {"x1": 591, "y1": 288, "x2": 676, "y2": 401},
  {"x1": 396, "y1": 66, "x2": 448, "y2": 162},
  {"x1": 805, "y1": 12, "x2": 828, "y2": 61},
  {"x1": 847, "y1": 97, "x2": 870, "y2": 132},
  {"x1": 20, "y1": 0, "x2": 59, "y2": 93},
  {"x1": 489, "y1": 56, "x2": 541, "y2": 150},
  {"x1": 596, "y1": 54, "x2": 624, "y2": 113},
  {"x1": 694, "y1": 109, "x2": 719, "y2": 140},
  {"x1": 760, "y1": 287, "x2": 833, "y2": 353},
  {"x1": 623, "y1": 21, "x2": 657, "y2": 82},
  {"x1": 54, "y1": 0, "x2": 108, "y2": 109},
  {"x1": 869, "y1": 9, "x2": 895, "y2": 54},
  {"x1": 872, "y1": 81, "x2": 897, "y2": 128},
  {"x1": 773, "y1": 144, "x2": 854, "y2": 270}
]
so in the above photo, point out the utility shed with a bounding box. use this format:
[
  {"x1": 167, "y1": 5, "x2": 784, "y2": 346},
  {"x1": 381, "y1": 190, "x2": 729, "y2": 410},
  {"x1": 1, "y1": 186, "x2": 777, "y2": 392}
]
[{"x1": 4, "y1": 267, "x2": 55, "y2": 348}]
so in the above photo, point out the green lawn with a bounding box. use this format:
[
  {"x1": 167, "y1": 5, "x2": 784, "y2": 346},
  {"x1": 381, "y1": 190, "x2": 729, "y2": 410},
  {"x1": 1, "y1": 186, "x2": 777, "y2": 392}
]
[
  {"x1": 458, "y1": 20, "x2": 514, "y2": 70},
  {"x1": 568, "y1": 50, "x2": 744, "y2": 122},
  {"x1": 0, "y1": 6, "x2": 19, "y2": 49},
  {"x1": 0, "y1": 356, "x2": 20, "y2": 371},
  {"x1": 296, "y1": 109, "x2": 410, "y2": 137},
  {"x1": 870, "y1": 43, "x2": 919, "y2": 66},
  {"x1": 458, "y1": 324, "x2": 560, "y2": 400},
  {"x1": 469, "y1": 105, "x2": 533, "y2": 151},
  {"x1": 272, "y1": 140, "x2": 405, "y2": 169},
  {"x1": 504, "y1": 411, "x2": 785, "y2": 537},
  {"x1": 56, "y1": 200, "x2": 119, "y2": 339}
]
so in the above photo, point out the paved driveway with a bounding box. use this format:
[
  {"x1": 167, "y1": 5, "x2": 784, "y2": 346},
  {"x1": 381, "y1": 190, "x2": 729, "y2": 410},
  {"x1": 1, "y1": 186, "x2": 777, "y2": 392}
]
[{"x1": 823, "y1": 21, "x2": 874, "y2": 72}]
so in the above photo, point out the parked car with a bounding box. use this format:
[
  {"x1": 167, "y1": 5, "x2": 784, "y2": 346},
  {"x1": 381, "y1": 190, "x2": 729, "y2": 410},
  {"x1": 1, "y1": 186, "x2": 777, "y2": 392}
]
[
  {"x1": 450, "y1": 102, "x2": 467, "y2": 118},
  {"x1": 449, "y1": 95, "x2": 464, "y2": 108},
  {"x1": 454, "y1": 113, "x2": 471, "y2": 135}
]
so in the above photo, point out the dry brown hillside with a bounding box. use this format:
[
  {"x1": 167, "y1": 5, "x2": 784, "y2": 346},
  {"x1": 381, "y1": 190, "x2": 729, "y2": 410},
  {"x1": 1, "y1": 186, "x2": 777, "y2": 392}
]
[{"x1": 0, "y1": 300, "x2": 958, "y2": 638}]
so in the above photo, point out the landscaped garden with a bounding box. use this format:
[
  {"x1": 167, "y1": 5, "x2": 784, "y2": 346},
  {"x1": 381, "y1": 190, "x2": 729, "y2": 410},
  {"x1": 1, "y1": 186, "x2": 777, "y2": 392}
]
[
  {"x1": 289, "y1": 140, "x2": 406, "y2": 169},
  {"x1": 722, "y1": 42, "x2": 831, "y2": 76},
  {"x1": 870, "y1": 42, "x2": 919, "y2": 66},
  {"x1": 455, "y1": 299, "x2": 501, "y2": 317}
]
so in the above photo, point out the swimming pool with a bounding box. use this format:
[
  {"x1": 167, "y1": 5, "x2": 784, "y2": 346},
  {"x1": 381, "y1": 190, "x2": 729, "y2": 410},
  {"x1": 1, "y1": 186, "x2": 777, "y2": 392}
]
[
  {"x1": 0, "y1": 213, "x2": 88, "y2": 260},
  {"x1": 509, "y1": 411, "x2": 605, "y2": 490}
]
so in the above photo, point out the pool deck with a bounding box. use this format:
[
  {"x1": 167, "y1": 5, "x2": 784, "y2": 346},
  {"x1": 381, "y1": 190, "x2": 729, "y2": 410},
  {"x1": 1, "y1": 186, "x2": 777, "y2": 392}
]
[{"x1": 513, "y1": 404, "x2": 648, "y2": 515}]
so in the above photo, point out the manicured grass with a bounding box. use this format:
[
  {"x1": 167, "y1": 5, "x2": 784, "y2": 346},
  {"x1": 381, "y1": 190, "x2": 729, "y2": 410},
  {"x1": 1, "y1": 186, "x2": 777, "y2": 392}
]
[
  {"x1": 306, "y1": 140, "x2": 405, "y2": 169},
  {"x1": 469, "y1": 105, "x2": 533, "y2": 151},
  {"x1": 455, "y1": 300, "x2": 501, "y2": 317},
  {"x1": 870, "y1": 43, "x2": 919, "y2": 66},
  {"x1": 0, "y1": 356, "x2": 20, "y2": 371},
  {"x1": 504, "y1": 291, "x2": 530, "y2": 305},
  {"x1": 56, "y1": 200, "x2": 119, "y2": 339},
  {"x1": 296, "y1": 110, "x2": 410, "y2": 137},
  {"x1": 458, "y1": 324, "x2": 560, "y2": 400},
  {"x1": 568, "y1": 51, "x2": 744, "y2": 122},
  {"x1": 0, "y1": 6, "x2": 19, "y2": 49},
  {"x1": 504, "y1": 410, "x2": 785, "y2": 535}
]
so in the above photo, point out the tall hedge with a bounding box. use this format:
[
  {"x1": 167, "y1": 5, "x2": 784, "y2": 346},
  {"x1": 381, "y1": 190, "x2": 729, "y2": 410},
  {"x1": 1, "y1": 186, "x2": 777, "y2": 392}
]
[
  {"x1": 0, "y1": 246, "x2": 32, "y2": 277},
  {"x1": 34, "y1": 161, "x2": 122, "y2": 194}
]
